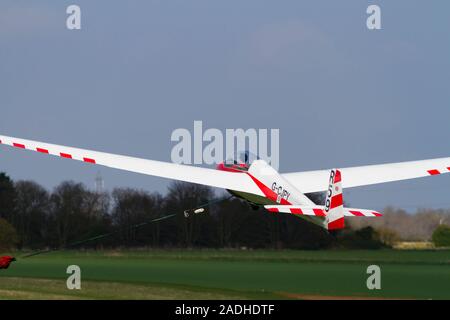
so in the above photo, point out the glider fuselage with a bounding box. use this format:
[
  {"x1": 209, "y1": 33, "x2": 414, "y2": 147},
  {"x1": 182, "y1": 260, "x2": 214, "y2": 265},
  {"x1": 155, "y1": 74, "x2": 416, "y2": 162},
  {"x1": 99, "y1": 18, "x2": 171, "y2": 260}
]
[{"x1": 216, "y1": 159, "x2": 315, "y2": 207}]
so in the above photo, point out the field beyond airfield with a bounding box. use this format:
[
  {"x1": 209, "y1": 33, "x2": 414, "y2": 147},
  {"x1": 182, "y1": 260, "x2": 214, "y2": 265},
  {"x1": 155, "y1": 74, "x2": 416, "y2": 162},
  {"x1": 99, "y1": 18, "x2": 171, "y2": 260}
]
[{"x1": 0, "y1": 249, "x2": 449, "y2": 300}]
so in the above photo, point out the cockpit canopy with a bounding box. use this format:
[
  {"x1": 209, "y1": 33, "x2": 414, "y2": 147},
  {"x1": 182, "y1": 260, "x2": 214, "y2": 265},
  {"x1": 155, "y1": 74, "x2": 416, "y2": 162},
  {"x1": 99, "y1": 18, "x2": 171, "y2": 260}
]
[{"x1": 223, "y1": 151, "x2": 260, "y2": 172}]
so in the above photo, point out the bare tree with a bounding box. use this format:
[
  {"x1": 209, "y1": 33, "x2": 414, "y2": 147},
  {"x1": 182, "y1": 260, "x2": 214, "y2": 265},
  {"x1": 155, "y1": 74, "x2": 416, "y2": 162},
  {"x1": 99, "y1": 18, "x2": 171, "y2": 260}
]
[
  {"x1": 111, "y1": 188, "x2": 162, "y2": 246},
  {"x1": 349, "y1": 206, "x2": 450, "y2": 241},
  {"x1": 49, "y1": 181, "x2": 110, "y2": 247},
  {"x1": 165, "y1": 182, "x2": 214, "y2": 247},
  {"x1": 14, "y1": 180, "x2": 50, "y2": 248}
]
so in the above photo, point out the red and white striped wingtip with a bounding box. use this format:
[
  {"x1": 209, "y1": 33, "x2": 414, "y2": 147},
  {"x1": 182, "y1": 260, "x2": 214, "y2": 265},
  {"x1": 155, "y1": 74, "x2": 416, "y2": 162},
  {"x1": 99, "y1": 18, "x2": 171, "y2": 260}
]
[{"x1": 0, "y1": 138, "x2": 96, "y2": 164}]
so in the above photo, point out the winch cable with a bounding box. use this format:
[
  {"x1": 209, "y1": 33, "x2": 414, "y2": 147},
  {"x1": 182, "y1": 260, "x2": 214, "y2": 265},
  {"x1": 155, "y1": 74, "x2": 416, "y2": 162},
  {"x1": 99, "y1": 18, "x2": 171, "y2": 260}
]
[
  {"x1": 20, "y1": 213, "x2": 177, "y2": 259},
  {"x1": 19, "y1": 195, "x2": 234, "y2": 259},
  {"x1": 184, "y1": 195, "x2": 234, "y2": 216}
]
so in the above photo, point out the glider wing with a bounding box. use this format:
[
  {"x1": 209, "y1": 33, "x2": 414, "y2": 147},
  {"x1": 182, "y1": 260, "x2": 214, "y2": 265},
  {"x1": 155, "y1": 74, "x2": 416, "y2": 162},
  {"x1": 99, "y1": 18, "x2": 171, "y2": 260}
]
[
  {"x1": 0, "y1": 134, "x2": 264, "y2": 196},
  {"x1": 282, "y1": 157, "x2": 450, "y2": 193}
]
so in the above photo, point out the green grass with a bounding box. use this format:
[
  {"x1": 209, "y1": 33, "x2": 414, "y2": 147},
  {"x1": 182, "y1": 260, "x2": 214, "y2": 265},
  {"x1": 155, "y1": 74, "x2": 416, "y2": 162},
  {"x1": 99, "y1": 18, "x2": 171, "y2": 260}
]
[
  {"x1": 1, "y1": 249, "x2": 449, "y2": 299},
  {"x1": 0, "y1": 277, "x2": 255, "y2": 300}
]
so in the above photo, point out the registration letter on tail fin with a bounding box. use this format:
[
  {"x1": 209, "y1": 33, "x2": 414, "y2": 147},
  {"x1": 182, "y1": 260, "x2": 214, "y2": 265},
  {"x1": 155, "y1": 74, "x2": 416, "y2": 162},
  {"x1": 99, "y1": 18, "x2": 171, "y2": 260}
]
[{"x1": 325, "y1": 169, "x2": 344, "y2": 230}]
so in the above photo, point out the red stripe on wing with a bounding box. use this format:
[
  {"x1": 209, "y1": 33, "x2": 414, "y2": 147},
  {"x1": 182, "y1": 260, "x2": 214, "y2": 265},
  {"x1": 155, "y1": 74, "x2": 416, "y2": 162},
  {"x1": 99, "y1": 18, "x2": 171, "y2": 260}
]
[
  {"x1": 428, "y1": 169, "x2": 440, "y2": 175},
  {"x1": 83, "y1": 157, "x2": 96, "y2": 164},
  {"x1": 372, "y1": 212, "x2": 383, "y2": 217},
  {"x1": 60, "y1": 153, "x2": 72, "y2": 159},
  {"x1": 36, "y1": 148, "x2": 49, "y2": 154},
  {"x1": 13, "y1": 143, "x2": 25, "y2": 149}
]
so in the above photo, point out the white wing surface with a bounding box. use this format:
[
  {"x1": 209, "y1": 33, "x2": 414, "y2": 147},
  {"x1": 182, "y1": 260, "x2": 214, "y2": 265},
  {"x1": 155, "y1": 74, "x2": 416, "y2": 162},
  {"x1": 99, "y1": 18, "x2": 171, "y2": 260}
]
[
  {"x1": 0, "y1": 134, "x2": 264, "y2": 196},
  {"x1": 282, "y1": 158, "x2": 450, "y2": 193}
]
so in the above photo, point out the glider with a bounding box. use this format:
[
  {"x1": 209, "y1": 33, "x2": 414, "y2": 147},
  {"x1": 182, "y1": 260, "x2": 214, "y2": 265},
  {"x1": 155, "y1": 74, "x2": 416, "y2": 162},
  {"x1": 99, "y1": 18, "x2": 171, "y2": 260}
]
[{"x1": 1, "y1": 134, "x2": 449, "y2": 230}]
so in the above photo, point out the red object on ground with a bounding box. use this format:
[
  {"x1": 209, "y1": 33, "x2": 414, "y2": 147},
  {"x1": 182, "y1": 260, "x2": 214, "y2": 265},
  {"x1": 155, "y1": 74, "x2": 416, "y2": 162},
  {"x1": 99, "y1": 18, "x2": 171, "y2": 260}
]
[{"x1": 0, "y1": 256, "x2": 16, "y2": 269}]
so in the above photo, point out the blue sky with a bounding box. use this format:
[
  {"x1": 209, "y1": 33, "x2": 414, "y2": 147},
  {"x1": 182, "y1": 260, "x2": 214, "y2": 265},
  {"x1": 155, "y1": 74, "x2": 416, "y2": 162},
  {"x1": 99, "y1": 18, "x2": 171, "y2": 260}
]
[{"x1": 1, "y1": 0, "x2": 450, "y2": 211}]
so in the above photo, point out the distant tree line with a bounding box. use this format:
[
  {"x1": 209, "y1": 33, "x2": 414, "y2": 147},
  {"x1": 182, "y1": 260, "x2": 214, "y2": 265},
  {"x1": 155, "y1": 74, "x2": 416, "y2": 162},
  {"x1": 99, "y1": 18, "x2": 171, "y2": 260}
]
[
  {"x1": 2, "y1": 172, "x2": 447, "y2": 251},
  {"x1": 349, "y1": 206, "x2": 450, "y2": 243}
]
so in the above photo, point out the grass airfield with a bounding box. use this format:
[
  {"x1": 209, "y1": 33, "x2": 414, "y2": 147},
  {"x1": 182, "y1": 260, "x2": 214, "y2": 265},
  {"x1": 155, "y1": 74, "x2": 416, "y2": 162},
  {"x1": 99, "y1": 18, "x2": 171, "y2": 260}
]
[{"x1": 0, "y1": 249, "x2": 449, "y2": 300}]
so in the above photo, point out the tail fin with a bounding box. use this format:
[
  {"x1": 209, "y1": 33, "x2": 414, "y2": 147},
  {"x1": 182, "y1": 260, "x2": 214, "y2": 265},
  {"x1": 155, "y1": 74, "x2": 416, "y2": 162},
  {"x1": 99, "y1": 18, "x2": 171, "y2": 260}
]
[{"x1": 324, "y1": 169, "x2": 344, "y2": 230}]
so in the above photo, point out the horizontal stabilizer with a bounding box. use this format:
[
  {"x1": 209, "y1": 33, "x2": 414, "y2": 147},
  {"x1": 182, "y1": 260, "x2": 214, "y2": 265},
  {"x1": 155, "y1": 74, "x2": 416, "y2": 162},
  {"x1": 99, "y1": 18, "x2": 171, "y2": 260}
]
[{"x1": 264, "y1": 205, "x2": 382, "y2": 218}]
